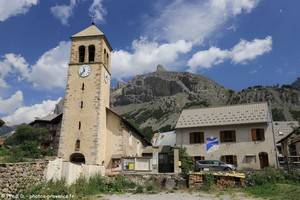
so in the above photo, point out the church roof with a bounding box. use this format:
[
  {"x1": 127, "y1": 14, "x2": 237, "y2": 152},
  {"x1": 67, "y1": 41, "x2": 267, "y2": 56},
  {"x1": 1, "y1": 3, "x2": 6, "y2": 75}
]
[{"x1": 72, "y1": 24, "x2": 104, "y2": 38}]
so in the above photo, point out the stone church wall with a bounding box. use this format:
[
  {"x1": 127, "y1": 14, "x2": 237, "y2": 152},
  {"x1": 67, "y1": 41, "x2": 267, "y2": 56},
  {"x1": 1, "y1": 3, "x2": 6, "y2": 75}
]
[{"x1": 0, "y1": 161, "x2": 48, "y2": 196}]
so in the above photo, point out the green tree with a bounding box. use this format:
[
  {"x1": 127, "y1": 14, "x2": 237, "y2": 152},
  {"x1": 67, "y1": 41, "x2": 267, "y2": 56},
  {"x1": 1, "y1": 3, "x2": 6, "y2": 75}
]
[
  {"x1": 5, "y1": 125, "x2": 49, "y2": 146},
  {"x1": 0, "y1": 119, "x2": 4, "y2": 127},
  {"x1": 290, "y1": 110, "x2": 300, "y2": 122},
  {"x1": 272, "y1": 108, "x2": 286, "y2": 121},
  {"x1": 4, "y1": 125, "x2": 51, "y2": 160},
  {"x1": 179, "y1": 147, "x2": 194, "y2": 176}
]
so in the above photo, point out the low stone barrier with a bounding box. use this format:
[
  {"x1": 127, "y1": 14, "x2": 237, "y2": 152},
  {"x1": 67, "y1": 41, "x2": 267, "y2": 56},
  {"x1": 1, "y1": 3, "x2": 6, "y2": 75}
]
[
  {"x1": 118, "y1": 173, "x2": 187, "y2": 190},
  {"x1": 0, "y1": 161, "x2": 48, "y2": 195}
]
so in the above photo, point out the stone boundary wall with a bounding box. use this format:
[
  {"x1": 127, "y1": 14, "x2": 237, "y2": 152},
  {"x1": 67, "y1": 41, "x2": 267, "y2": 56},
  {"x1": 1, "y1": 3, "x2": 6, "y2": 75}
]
[
  {"x1": 120, "y1": 173, "x2": 187, "y2": 190},
  {"x1": 0, "y1": 161, "x2": 48, "y2": 195}
]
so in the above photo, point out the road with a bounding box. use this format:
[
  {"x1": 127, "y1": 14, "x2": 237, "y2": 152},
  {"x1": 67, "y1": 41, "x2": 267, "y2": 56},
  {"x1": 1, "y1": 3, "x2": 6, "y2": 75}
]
[{"x1": 98, "y1": 192, "x2": 259, "y2": 200}]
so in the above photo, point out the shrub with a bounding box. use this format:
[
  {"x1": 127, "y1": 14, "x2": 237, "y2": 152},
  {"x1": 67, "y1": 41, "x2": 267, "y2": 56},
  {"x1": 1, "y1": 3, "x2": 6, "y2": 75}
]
[
  {"x1": 24, "y1": 179, "x2": 70, "y2": 196},
  {"x1": 135, "y1": 185, "x2": 144, "y2": 193},
  {"x1": 202, "y1": 173, "x2": 216, "y2": 191},
  {"x1": 179, "y1": 147, "x2": 194, "y2": 176},
  {"x1": 23, "y1": 175, "x2": 137, "y2": 196},
  {"x1": 246, "y1": 167, "x2": 295, "y2": 186}
]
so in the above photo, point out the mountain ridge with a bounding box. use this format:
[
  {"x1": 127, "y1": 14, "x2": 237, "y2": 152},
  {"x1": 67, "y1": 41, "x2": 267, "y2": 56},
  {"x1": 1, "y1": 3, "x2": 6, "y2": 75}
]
[{"x1": 110, "y1": 66, "x2": 300, "y2": 139}]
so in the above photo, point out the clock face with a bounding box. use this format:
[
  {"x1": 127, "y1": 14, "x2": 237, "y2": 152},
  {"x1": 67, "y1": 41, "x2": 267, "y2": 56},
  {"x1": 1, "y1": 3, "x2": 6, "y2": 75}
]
[{"x1": 78, "y1": 65, "x2": 91, "y2": 77}]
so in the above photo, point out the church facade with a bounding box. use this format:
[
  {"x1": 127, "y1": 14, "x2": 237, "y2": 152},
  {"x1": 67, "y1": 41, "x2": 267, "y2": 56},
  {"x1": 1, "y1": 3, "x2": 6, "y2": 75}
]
[{"x1": 56, "y1": 24, "x2": 150, "y2": 176}]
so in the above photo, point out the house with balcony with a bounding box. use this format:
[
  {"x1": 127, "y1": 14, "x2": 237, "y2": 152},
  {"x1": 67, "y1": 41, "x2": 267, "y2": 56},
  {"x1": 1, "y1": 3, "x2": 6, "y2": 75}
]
[{"x1": 175, "y1": 102, "x2": 277, "y2": 170}]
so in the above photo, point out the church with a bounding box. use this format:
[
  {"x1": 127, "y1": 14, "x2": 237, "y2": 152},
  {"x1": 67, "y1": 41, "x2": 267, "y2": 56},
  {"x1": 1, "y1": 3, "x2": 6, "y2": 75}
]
[{"x1": 45, "y1": 24, "x2": 151, "y2": 181}]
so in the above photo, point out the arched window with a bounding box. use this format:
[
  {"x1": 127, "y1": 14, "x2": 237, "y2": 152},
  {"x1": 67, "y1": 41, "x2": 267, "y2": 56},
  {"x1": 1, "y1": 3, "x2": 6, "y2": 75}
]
[
  {"x1": 78, "y1": 121, "x2": 81, "y2": 130},
  {"x1": 80, "y1": 101, "x2": 83, "y2": 109},
  {"x1": 88, "y1": 45, "x2": 95, "y2": 62},
  {"x1": 79, "y1": 46, "x2": 85, "y2": 63},
  {"x1": 75, "y1": 140, "x2": 80, "y2": 151},
  {"x1": 81, "y1": 83, "x2": 85, "y2": 91}
]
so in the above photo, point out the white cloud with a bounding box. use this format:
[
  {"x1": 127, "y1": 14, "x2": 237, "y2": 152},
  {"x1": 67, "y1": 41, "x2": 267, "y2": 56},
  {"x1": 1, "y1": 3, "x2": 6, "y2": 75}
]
[
  {"x1": 0, "y1": 0, "x2": 39, "y2": 22},
  {"x1": 188, "y1": 47, "x2": 230, "y2": 71},
  {"x1": 231, "y1": 36, "x2": 272, "y2": 64},
  {"x1": 147, "y1": 0, "x2": 260, "y2": 44},
  {"x1": 51, "y1": 0, "x2": 106, "y2": 25},
  {"x1": 0, "y1": 91, "x2": 23, "y2": 115},
  {"x1": 0, "y1": 42, "x2": 70, "y2": 90},
  {"x1": 2, "y1": 98, "x2": 60, "y2": 125},
  {"x1": 0, "y1": 53, "x2": 29, "y2": 88},
  {"x1": 89, "y1": 0, "x2": 106, "y2": 23},
  {"x1": 112, "y1": 38, "x2": 192, "y2": 79},
  {"x1": 187, "y1": 36, "x2": 272, "y2": 71},
  {"x1": 51, "y1": 0, "x2": 78, "y2": 25},
  {"x1": 28, "y1": 41, "x2": 70, "y2": 89}
]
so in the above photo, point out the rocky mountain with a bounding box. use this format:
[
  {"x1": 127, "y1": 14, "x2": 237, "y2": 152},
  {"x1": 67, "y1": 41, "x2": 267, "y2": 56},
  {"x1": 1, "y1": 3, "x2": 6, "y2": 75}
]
[
  {"x1": 0, "y1": 125, "x2": 15, "y2": 138},
  {"x1": 292, "y1": 77, "x2": 300, "y2": 90},
  {"x1": 111, "y1": 65, "x2": 232, "y2": 133},
  {"x1": 110, "y1": 66, "x2": 300, "y2": 137}
]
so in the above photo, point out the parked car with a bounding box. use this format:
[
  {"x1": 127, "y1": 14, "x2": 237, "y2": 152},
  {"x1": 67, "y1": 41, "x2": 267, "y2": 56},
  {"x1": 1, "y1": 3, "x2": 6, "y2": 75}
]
[{"x1": 195, "y1": 160, "x2": 236, "y2": 171}]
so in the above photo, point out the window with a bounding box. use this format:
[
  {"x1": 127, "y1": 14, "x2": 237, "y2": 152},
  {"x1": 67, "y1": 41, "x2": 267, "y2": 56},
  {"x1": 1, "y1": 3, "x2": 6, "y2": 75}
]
[
  {"x1": 106, "y1": 53, "x2": 109, "y2": 66},
  {"x1": 193, "y1": 156, "x2": 205, "y2": 163},
  {"x1": 78, "y1": 121, "x2": 81, "y2": 130},
  {"x1": 251, "y1": 128, "x2": 265, "y2": 141},
  {"x1": 245, "y1": 155, "x2": 256, "y2": 163},
  {"x1": 75, "y1": 140, "x2": 80, "y2": 151},
  {"x1": 80, "y1": 101, "x2": 83, "y2": 109},
  {"x1": 88, "y1": 45, "x2": 95, "y2": 62},
  {"x1": 104, "y1": 49, "x2": 108, "y2": 66},
  {"x1": 79, "y1": 46, "x2": 85, "y2": 63},
  {"x1": 221, "y1": 155, "x2": 237, "y2": 166},
  {"x1": 220, "y1": 130, "x2": 236, "y2": 142},
  {"x1": 189, "y1": 132, "x2": 204, "y2": 144},
  {"x1": 81, "y1": 83, "x2": 85, "y2": 91}
]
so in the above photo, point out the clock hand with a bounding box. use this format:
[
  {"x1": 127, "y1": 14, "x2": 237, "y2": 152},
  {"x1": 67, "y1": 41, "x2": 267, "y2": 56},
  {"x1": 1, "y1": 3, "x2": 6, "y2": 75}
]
[{"x1": 80, "y1": 68, "x2": 86, "y2": 75}]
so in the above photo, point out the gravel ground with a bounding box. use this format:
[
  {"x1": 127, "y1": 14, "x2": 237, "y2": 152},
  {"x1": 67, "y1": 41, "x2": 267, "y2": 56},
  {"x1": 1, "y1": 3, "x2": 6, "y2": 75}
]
[{"x1": 99, "y1": 192, "x2": 259, "y2": 200}]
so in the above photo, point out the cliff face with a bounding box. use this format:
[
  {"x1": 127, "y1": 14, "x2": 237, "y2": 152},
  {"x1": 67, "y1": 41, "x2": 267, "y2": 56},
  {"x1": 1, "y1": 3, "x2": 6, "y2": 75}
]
[
  {"x1": 110, "y1": 66, "x2": 300, "y2": 134},
  {"x1": 110, "y1": 66, "x2": 232, "y2": 132}
]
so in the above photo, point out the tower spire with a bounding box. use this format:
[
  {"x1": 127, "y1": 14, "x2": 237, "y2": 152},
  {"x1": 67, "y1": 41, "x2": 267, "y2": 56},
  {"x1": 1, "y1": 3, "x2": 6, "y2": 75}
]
[{"x1": 91, "y1": 14, "x2": 95, "y2": 25}]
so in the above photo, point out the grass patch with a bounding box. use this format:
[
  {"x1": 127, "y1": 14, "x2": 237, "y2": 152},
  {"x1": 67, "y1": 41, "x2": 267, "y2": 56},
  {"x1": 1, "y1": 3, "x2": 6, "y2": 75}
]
[
  {"x1": 23, "y1": 175, "x2": 137, "y2": 198},
  {"x1": 244, "y1": 183, "x2": 300, "y2": 200},
  {"x1": 242, "y1": 168, "x2": 300, "y2": 200}
]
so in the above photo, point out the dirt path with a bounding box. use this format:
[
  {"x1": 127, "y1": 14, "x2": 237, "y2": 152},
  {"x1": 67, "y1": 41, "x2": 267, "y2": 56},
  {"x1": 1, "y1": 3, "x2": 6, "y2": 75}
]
[{"x1": 98, "y1": 192, "x2": 259, "y2": 200}]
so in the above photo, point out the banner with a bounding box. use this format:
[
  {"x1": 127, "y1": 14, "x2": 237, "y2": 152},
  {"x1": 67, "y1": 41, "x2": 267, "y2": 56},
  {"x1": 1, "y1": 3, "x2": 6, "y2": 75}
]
[{"x1": 206, "y1": 136, "x2": 219, "y2": 153}]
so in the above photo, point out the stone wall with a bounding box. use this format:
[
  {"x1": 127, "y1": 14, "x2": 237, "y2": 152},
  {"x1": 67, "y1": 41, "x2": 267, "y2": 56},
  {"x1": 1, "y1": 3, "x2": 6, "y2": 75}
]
[
  {"x1": 120, "y1": 173, "x2": 187, "y2": 190},
  {"x1": 0, "y1": 161, "x2": 48, "y2": 195}
]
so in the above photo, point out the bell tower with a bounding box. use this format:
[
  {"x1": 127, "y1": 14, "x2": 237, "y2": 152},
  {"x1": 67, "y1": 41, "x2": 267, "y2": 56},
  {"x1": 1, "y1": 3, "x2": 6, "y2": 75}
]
[{"x1": 58, "y1": 24, "x2": 112, "y2": 166}]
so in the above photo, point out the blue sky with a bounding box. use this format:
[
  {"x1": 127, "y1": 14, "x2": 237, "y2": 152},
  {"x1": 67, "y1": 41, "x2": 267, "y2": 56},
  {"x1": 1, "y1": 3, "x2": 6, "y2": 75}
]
[{"x1": 0, "y1": 0, "x2": 299, "y2": 125}]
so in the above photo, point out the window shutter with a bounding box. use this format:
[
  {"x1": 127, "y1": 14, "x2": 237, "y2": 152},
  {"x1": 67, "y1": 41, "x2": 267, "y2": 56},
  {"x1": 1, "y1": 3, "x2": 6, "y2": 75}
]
[
  {"x1": 233, "y1": 131, "x2": 236, "y2": 142},
  {"x1": 200, "y1": 132, "x2": 204, "y2": 143},
  {"x1": 233, "y1": 156, "x2": 237, "y2": 166},
  {"x1": 259, "y1": 129, "x2": 265, "y2": 141},
  {"x1": 251, "y1": 129, "x2": 257, "y2": 141},
  {"x1": 189, "y1": 133, "x2": 194, "y2": 144},
  {"x1": 220, "y1": 131, "x2": 224, "y2": 142},
  {"x1": 261, "y1": 130, "x2": 265, "y2": 141},
  {"x1": 220, "y1": 156, "x2": 225, "y2": 162}
]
